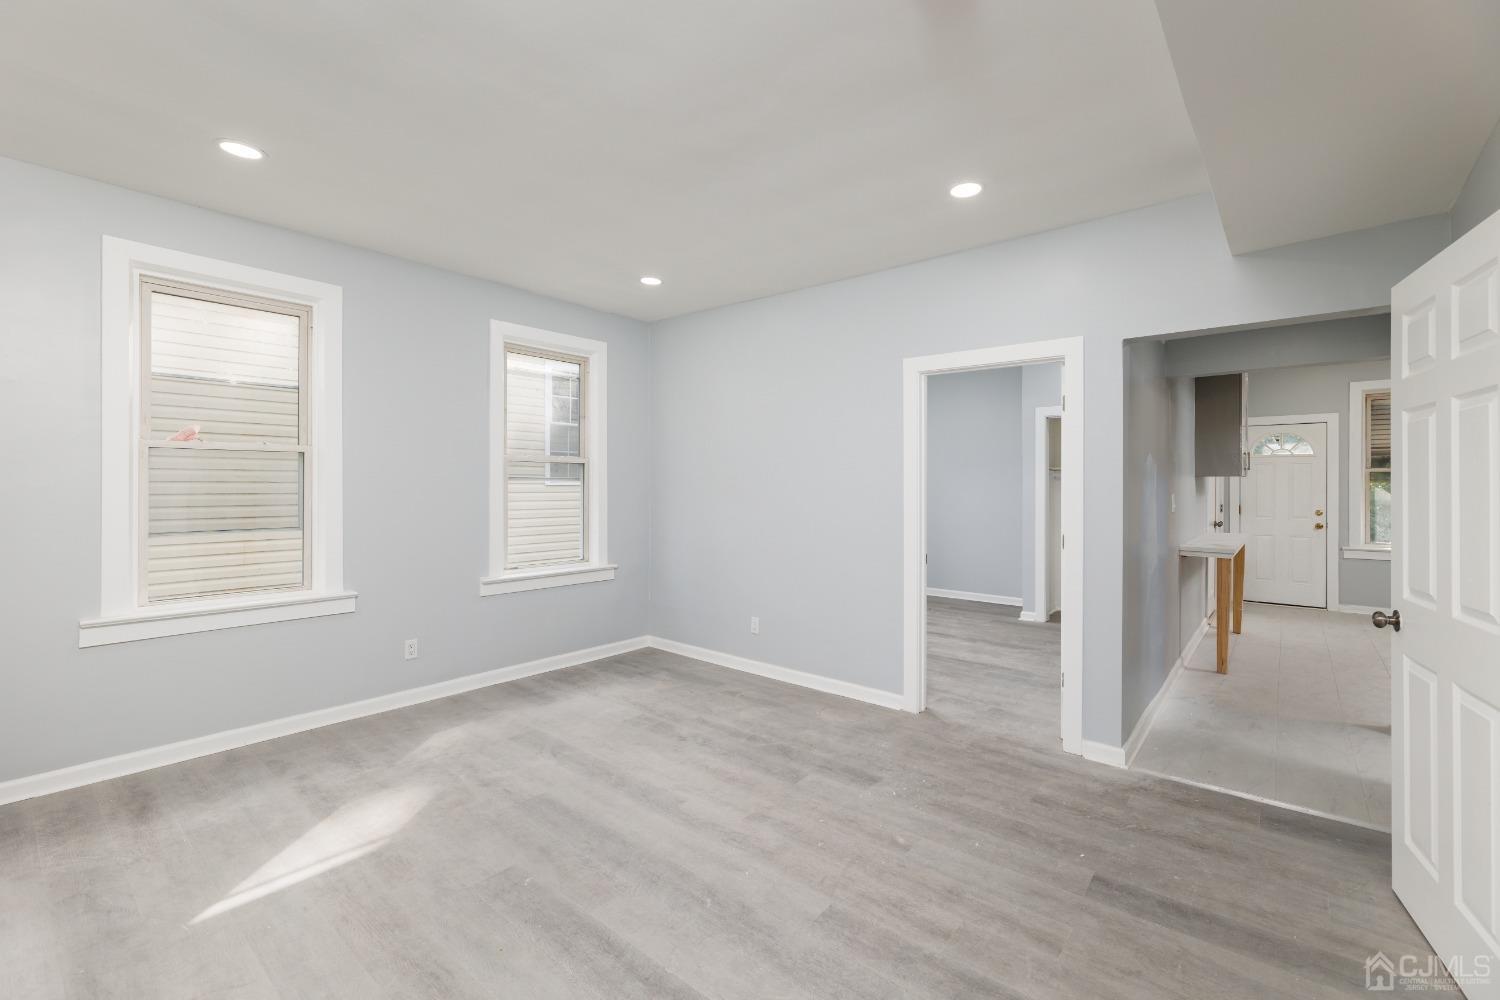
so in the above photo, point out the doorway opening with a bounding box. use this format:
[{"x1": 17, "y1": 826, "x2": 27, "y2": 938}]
[
  {"x1": 902, "y1": 338, "x2": 1084, "y2": 754},
  {"x1": 1117, "y1": 312, "x2": 1395, "y2": 830},
  {"x1": 1028, "y1": 406, "x2": 1064, "y2": 625}
]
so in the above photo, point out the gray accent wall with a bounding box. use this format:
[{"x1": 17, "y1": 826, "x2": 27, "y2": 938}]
[
  {"x1": 925, "y1": 367, "x2": 1023, "y2": 599},
  {"x1": 650, "y1": 194, "x2": 1447, "y2": 746},
  {"x1": 1162, "y1": 314, "x2": 1388, "y2": 376},
  {"x1": 1453, "y1": 116, "x2": 1500, "y2": 240},
  {"x1": 1121, "y1": 340, "x2": 1183, "y2": 735},
  {"x1": 0, "y1": 156, "x2": 651, "y2": 784}
]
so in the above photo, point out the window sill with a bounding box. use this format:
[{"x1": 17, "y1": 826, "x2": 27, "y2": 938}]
[
  {"x1": 479, "y1": 564, "x2": 617, "y2": 596},
  {"x1": 1342, "y1": 546, "x2": 1392, "y2": 561},
  {"x1": 79, "y1": 590, "x2": 357, "y2": 648}
]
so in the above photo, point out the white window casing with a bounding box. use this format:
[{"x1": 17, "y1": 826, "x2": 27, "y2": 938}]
[
  {"x1": 482, "y1": 321, "x2": 614, "y2": 596},
  {"x1": 82, "y1": 238, "x2": 353, "y2": 646},
  {"x1": 1345, "y1": 378, "x2": 1393, "y2": 560}
]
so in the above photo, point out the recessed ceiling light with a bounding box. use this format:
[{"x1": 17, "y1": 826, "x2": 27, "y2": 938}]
[
  {"x1": 949, "y1": 181, "x2": 983, "y2": 199},
  {"x1": 639, "y1": 275, "x2": 663, "y2": 286},
  {"x1": 218, "y1": 140, "x2": 265, "y2": 160}
]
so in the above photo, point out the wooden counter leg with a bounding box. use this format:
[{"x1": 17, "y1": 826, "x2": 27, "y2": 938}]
[
  {"x1": 1232, "y1": 545, "x2": 1245, "y2": 635},
  {"x1": 1216, "y1": 557, "x2": 1231, "y2": 674}
]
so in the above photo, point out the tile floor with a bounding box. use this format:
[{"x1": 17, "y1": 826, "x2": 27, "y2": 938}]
[{"x1": 1132, "y1": 602, "x2": 1392, "y2": 829}]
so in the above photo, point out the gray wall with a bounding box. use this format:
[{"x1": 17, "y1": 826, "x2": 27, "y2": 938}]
[
  {"x1": 1453, "y1": 116, "x2": 1500, "y2": 239},
  {"x1": 0, "y1": 157, "x2": 652, "y2": 783},
  {"x1": 1170, "y1": 377, "x2": 1209, "y2": 663},
  {"x1": 1017, "y1": 363, "x2": 1063, "y2": 617},
  {"x1": 649, "y1": 193, "x2": 1448, "y2": 746},
  {"x1": 925, "y1": 367, "x2": 1022, "y2": 598},
  {"x1": 1159, "y1": 317, "x2": 1393, "y2": 610},
  {"x1": 1247, "y1": 358, "x2": 1393, "y2": 608},
  {"x1": 1162, "y1": 314, "x2": 1388, "y2": 376},
  {"x1": 1121, "y1": 341, "x2": 1181, "y2": 735}
]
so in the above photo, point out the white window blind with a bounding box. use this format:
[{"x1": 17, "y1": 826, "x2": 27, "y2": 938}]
[
  {"x1": 504, "y1": 348, "x2": 586, "y2": 569},
  {"x1": 1363, "y1": 389, "x2": 1392, "y2": 546},
  {"x1": 142, "y1": 281, "x2": 310, "y2": 603}
]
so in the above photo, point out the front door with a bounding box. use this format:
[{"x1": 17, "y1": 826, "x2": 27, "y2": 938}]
[
  {"x1": 1390, "y1": 208, "x2": 1500, "y2": 998},
  {"x1": 1242, "y1": 421, "x2": 1328, "y2": 608}
]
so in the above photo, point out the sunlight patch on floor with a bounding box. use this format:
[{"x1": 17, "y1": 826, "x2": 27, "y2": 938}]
[{"x1": 190, "y1": 785, "x2": 433, "y2": 924}]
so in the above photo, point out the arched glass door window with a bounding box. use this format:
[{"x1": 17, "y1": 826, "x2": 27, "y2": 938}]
[{"x1": 1250, "y1": 431, "x2": 1315, "y2": 456}]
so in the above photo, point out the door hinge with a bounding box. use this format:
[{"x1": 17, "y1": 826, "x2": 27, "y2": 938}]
[{"x1": 1062, "y1": 395, "x2": 1066, "y2": 412}]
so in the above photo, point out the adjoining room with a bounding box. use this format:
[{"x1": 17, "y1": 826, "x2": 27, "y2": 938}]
[
  {"x1": 924, "y1": 361, "x2": 1065, "y2": 747},
  {"x1": 1121, "y1": 313, "x2": 1395, "y2": 829}
]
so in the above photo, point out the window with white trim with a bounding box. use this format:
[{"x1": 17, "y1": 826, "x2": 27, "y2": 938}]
[
  {"x1": 1348, "y1": 378, "x2": 1392, "y2": 553},
  {"x1": 1360, "y1": 389, "x2": 1392, "y2": 546},
  {"x1": 141, "y1": 279, "x2": 311, "y2": 602},
  {"x1": 483, "y1": 321, "x2": 613, "y2": 596},
  {"x1": 505, "y1": 348, "x2": 587, "y2": 567},
  {"x1": 82, "y1": 238, "x2": 351, "y2": 647}
]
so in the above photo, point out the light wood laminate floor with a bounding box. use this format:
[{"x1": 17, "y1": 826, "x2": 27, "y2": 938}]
[{"x1": 1, "y1": 598, "x2": 1443, "y2": 998}]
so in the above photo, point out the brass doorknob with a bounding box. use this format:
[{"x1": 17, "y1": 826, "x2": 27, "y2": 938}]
[
  {"x1": 1314, "y1": 509, "x2": 1324, "y2": 516},
  {"x1": 1371, "y1": 609, "x2": 1401, "y2": 632},
  {"x1": 1314, "y1": 522, "x2": 1325, "y2": 530}
]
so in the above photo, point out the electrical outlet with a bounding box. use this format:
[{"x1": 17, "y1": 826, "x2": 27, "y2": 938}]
[
  {"x1": 404, "y1": 638, "x2": 419, "y2": 660},
  {"x1": 749, "y1": 616, "x2": 760, "y2": 635}
]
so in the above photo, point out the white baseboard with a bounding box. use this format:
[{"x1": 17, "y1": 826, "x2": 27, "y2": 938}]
[
  {"x1": 1082, "y1": 616, "x2": 1209, "y2": 771},
  {"x1": 925, "y1": 588, "x2": 1021, "y2": 607},
  {"x1": 1123, "y1": 617, "x2": 1208, "y2": 767},
  {"x1": 645, "y1": 636, "x2": 908, "y2": 712},
  {"x1": 1081, "y1": 739, "x2": 1127, "y2": 767},
  {"x1": 1017, "y1": 610, "x2": 1044, "y2": 623},
  {"x1": 0, "y1": 635, "x2": 651, "y2": 807},
  {"x1": 1335, "y1": 603, "x2": 1383, "y2": 616}
]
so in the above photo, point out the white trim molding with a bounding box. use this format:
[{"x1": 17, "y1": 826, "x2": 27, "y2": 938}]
[
  {"x1": 1032, "y1": 403, "x2": 1064, "y2": 621},
  {"x1": 3, "y1": 635, "x2": 651, "y2": 806},
  {"x1": 904, "y1": 337, "x2": 1084, "y2": 753},
  {"x1": 480, "y1": 564, "x2": 617, "y2": 596},
  {"x1": 80, "y1": 591, "x2": 357, "y2": 647},
  {"x1": 88, "y1": 237, "x2": 349, "y2": 646},
  {"x1": 485, "y1": 320, "x2": 611, "y2": 596},
  {"x1": 1125, "y1": 617, "x2": 1208, "y2": 767},
  {"x1": 1088, "y1": 616, "x2": 1210, "y2": 770},
  {"x1": 1347, "y1": 377, "x2": 1392, "y2": 555},
  {"x1": 925, "y1": 588, "x2": 1021, "y2": 606},
  {"x1": 1247, "y1": 413, "x2": 1341, "y2": 610},
  {"x1": 646, "y1": 637, "x2": 906, "y2": 711}
]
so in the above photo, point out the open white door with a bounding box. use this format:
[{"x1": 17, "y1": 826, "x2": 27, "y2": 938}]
[{"x1": 1389, "y1": 209, "x2": 1500, "y2": 998}]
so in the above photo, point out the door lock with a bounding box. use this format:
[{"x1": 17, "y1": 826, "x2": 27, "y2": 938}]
[
  {"x1": 1314, "y1": 508, "x2": 1324, "y2": 516},
  {"x1": 1371, "y1": 609, "x2": 1401, "y2": 632}
]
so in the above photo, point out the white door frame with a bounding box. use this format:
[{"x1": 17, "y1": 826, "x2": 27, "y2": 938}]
[
  {"x1": 1246, "y1": 412, "x2": 1341, "y2": 611},
  {"x1": 903, "y1": 338, "x2": 1084, "y2": 754},
  {"x1": 1029, "y1": 404, "x2": 1064, "y2": 623}
]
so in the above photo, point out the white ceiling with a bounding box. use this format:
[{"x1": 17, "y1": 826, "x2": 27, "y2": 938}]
[
  {"x1": 0, "y1": 0, "x2": 1206, "y2": 320},
  {"x1": 1155, "y1": 0, "x2": 1500, "y2": 254},
  {"x1": 1, "y1": 2, "x2": 1496, "y2": 320}
]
